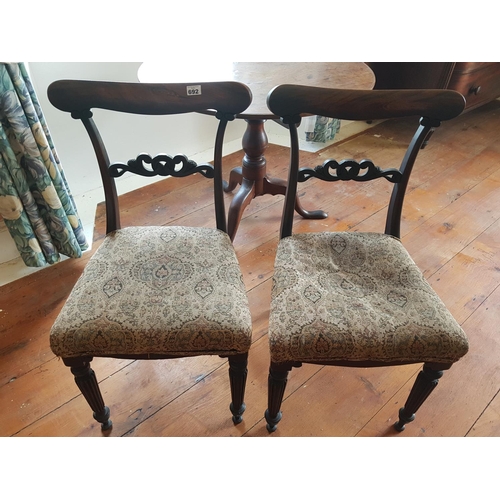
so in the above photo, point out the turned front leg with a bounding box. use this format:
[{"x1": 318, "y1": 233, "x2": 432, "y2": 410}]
[
  {"x1": 265, "y1": 362, "x2": 293, "y2": 433},
  {"x1": 394, "y1": 363, "x2": 448, "y2": 432},
  {"x1": 228, "y1": 353, "x2": 248, "y2": 424},
  {"x1": 64, "y1": 357, "x2": 112, "y2": 431}
]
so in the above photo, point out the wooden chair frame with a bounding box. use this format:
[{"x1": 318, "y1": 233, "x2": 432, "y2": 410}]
[
  {"x1": 48, "y1": 79, "x2": 252, "y2": 431},
  {"x1": 264, "y1": 86, "x2": 467, "y2": 433}
]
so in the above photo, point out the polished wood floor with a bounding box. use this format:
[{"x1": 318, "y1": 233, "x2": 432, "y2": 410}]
[{"x1": 2, "y1": 100, "x2": 500, "y2": 437}]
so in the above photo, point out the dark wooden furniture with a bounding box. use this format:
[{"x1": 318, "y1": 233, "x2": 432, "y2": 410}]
[
  {"x1": 367, "y1": 62, "x2": 500, "y2": 111},
  {"x1": 264, "y1": 85, "x2": 469, "y2": 433},
  {"x1": 47, "y1": 79, "x2": 253, "y2": 431},
  {"x1": 138, "y1": 62, "x2": 376, "y2": 240}
]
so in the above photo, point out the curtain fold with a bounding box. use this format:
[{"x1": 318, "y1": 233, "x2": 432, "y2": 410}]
[
  {"x1": 0, "y1": 62, "x2": 88, "y2": 267},
  {"x1": 304, "y1": 115, "x2": 341, "y2": 143}
]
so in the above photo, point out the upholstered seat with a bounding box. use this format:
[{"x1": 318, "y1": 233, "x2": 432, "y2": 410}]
[
  {"x1": 264, "y1": 84, "x2": 469, "y2": 433},
  {"x1": 51, "y1": 226, "x2": 252, "y2": 359},
  {"x1": 269, "y1": 231, "x2": 468, "y2": 365}
]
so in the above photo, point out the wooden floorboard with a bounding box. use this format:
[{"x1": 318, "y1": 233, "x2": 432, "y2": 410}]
[{"x1": 2, "y1": 100, "x2": 500, "y2": 437}]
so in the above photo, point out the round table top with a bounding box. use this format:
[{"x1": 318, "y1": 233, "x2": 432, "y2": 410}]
[{"x1": 138, "y1": 62, "x2": 375, "y2": 119}]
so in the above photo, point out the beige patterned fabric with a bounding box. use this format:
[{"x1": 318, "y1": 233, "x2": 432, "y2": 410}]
[
  {"x1": 269, "y1": 232, "x2": 469, "y2": 364},
  {"x1": 51, "y1": 226, "x2": 252, "y2": 358}
]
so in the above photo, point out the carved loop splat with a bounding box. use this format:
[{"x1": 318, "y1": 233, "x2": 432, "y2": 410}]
[
  {"x1": 109, "y1": 153, "x2": 215, "y2": 179},
  {"x1": 298, "y1": 158, "x2": 403, "y2": 184}
]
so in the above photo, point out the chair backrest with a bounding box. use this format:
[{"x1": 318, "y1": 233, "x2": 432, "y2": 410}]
[
  {"x1": 266, "y1": 85, "x2": 466, "y2": 239},
  {"x1": 48, "y1": 79, "x2": 252, "y2": 235}
]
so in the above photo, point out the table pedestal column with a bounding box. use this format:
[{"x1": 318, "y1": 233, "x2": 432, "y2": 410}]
[{"x1": 225, "y1": 119, "x2": 327, "y2": 240}]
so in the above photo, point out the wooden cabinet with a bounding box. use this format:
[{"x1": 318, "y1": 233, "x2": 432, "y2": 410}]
[
  {"x1": 367, "y1": 62, "x2": 500, "y2": 112},
  {"x1": 448, "y1": 63, "x2": 500, "y2": 110}
]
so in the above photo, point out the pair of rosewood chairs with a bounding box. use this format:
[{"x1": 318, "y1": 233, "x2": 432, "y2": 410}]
[{"x1": 47, "y1": 79, "x2": 469, "y2": 434}]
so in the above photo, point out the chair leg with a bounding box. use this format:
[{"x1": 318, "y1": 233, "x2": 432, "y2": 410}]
[
  {"x1": 394, "y1": 363, "x2": 448, "y2": 432},
  {"x1": 228, "y1": 353, "x2": 248, "y2": 424},
  {"x1": 63, "y1": 357, "x2": 112, "y2": 431},
  {"x1": 265, "y1": 362, "x2": 292, "y2": 433}
]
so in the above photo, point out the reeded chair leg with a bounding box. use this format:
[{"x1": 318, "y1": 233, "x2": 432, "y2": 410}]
[
  {"x1": 228, "y1": 353, "x2": 248, "y2": 424},
  {"x1": 265, "y1": 362, "x2": 292, "y2": 433},
  {"x1": 394, "y1": 363, "x2": 449, "y2": 432},
  {"x1": 64, "y1": 357, "x2": 112, "y2": 431}
]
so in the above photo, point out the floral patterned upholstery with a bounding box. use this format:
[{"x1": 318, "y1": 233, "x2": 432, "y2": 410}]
[
  {"x1": 51, "y1": 226, "x2": 253, "y2": 359},
  {"x1": 268, "y1": 232, "x2": 469, "y2": 365}
]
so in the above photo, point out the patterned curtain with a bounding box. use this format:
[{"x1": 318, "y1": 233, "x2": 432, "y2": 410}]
[
  {"x1": 0, "y1": 63, "x2": 88, "y2": 267},
  {"x1": 304, "y1": 115, "x2": 341, "y2": 143}
]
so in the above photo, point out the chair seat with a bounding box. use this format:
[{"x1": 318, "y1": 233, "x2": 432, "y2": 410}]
[
  {"x1": 269, "y1": 232, "x2": 469, "y2": 365},
  {"x1": 51, "y1": 226, "x2": 253, "y2": 358}
]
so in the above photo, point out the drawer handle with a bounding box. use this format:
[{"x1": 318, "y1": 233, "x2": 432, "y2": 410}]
[{"x1": 469, "y1": 85, "x2": 481, "y2": 95}]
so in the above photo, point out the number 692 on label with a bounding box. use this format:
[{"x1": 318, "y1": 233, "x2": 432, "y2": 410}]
[{"x1": 186, "y1": 85, "x2": 202, "y2": 96}]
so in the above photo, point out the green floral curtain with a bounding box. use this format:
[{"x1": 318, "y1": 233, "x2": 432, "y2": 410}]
[
  {"x1": 0, "y1": 63, "x2": 88, "y2": 267},
  {"x1": 304, "y1": 115, "x2": 341, "y2": 143}
]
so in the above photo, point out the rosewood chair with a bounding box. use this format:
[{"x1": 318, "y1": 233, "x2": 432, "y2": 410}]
[
  {"x1": 47, "y1": 79, "x2": 253, "y2": 431},
  {"x1": 264, "y1": 85, "x2": 469, "y2": 433}
]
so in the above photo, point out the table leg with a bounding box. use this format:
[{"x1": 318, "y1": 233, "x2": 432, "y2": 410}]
[{"x1": 225, "y1": 119, "x2": 326, "y2": 240}]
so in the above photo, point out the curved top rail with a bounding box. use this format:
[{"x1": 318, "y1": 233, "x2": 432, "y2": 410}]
[
  {"x1": 267, "y1": 85, "x2": 466, "y2": 122},
  {"x1": 48, "y1": 79, "x2": 252, "y2": 116}
]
